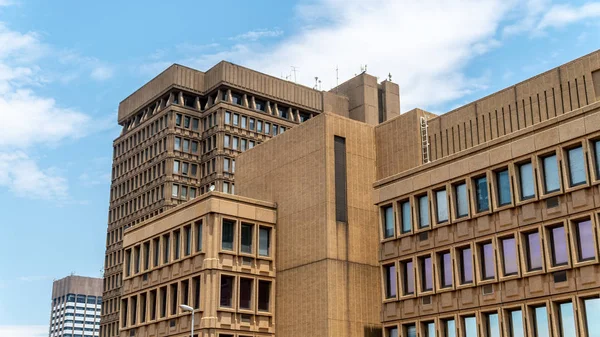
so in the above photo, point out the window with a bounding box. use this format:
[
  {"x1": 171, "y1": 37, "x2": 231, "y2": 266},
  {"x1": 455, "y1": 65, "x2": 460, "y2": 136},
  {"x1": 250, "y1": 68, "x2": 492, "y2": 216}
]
[
  {"x1": 184, "y1": 116, "x2": 190, "y2": 128},
  {"x1": 404, "y1": 324, "x2": 417, "y2": 337},
  {"x1": 170, "y1": 283, "x2": 178, "y2": 315},
  {"x1": 436, "y1": 189, "x2": 449, "y2": 223},
  {"x1": 259, "y1": 227, "x2": 271, "y2": 256},
  {"x1": 219, "y1": 275, "x2": 234, "y2": 308},
  {"x1": 474, "y1": 176, "x2": 489, "y2": 212},
  {"x1": 574, "y1": 219, "x2": 595, "y2": 262},
  {"x1": 162, "y1": 234, "x2": 170, "y2": 264},
  {"x1": 400, "y1": 200, "x2": 411, "y2": 233},
  {"x1": 500, "y1": 237, "x2": 518, "y2": 276},
  {"x1": 463, "y1": 316, "x2": 477, "y2": 337},
  {"x1": 240, "y1": 223, "x2": 253, "y2": 254},
  {"x1": 233, "y1": 114, "x2": 239, "y2": 126},
  {"x1": 193, "y1": 276, "x2": 201, "y2": 309},
  {"x1": 184, "y1": 225, "x2": 192, "y2": 256},
  {"x1": 508, "y1": 309, "x2": 525, "y2": 337},
  {"x1": 383, "y1": 205, "x2": 395, "y2": 238},
  {"x1": 265, "y1": 123, "x2": 270, "y2": 134},
  {"x1": 557, "y1": 302, "x2": 577, "y2": 337},
  {"x1": 192, "y1": 118, "x2": 199, "y2": 130},
  {"x1": 273, "y1": 125, "x2": 278, "y2": 135},
  {"x1": 222, "y1": 220, "x2": 235, "y2": 251},
  {"x1": 153, "y1": 238, "x2": 160, "y2": 267},
  {"x1": 231, "y1": 93, "x2": 242, "y2": 105},
  {"x1": 583, "y1": 298, "x2": 600, "y2": 336},
  {"x1": 249, "y1": 118, "x2": 255, "y2": 130},
  {"x1": 255, "y1": 99, "x2": 265, "y2": 111},
  {"x1": 455, "y1": 182, "x2": 469, "y2": 218},
  {"x1": 458, "y1": 247, "x2": 473, "y2": 284},
  {"x1": 384, "y1": 264, "x2": 397, "y2": 299},
  {"x1": 567, "y1": 146, "x2": 586, "y2": 186},
  {"x1": 518, "y1": 162, "x2": 535, "y2": 200},
  {"x1": 334, "y1": 136, "x2": 348, "y2": 222},
  {"x1": 418, "y1": 195, "x2": 430, "y2": 228},
  {"x1": 195, "y1": 220, "x2": 203, "y2": 252},
  {"x1": 485, "y1": 313, "x2": 500, "y2": 337},
  {"x1": 257, "y1": 120, "x2": 263, "y2": 132},
  {"x1": 548, "y1": 225, "x2": 569, "y2": 266},
  {"x1": 224, "y1": 158, "x2": 230, "y2": 172},
  {"x1": 423, "y1": 322, "x2": 436, "y2": 337},
  {"x1": 496, "y1": 169, "x2": 511, "y2": 206},
  {"x1": 479, "y1": 242, "x2": 495, "y2": 280},
  {"x1": 241, "y1": 116, "x2": 247, "y2": 128},
  {"x1": 232, "y1": 137, "x2": 239, "y2": 150},
  {"x1": 191, "y1": 141, "x2": 198, "y2": 153},
  {"x1": 174, "y1": 137, "x2": 181, "y2": 151},
  {"x1": 175, "y1": 114, "x2": 182, "y2": 126},
  {"x1": 532, "y1": 306, "x2": 550, "y2": 337},
  {"x1": 524, "y1": 231, "x2": 543, "y2": 271},
  {"x1": 224, "y1": 135, "x2": 230, "y2": 148},
  {"x1": 542, "y1": 154, "x2": 560, "y2": 193},
  {"x1": 171, "y1": 184, "x2": 179, "y2": 198},
  {"x1": 439, "y1": 251, "x2": 453, "y2": 288},
  {"x1": 258, "y1": 280, "x2": 271, "y2": 311},
  {"x1": 143, "y1": 242, "x2": 150, "y2": 270},
  {"x1": 239, "y1": 278, "x2": 253, "y2": 310},
  {"x1": 225, "y1": 111, "x2": 231, "y2": 124},
  {"x1": 444, "y1": 319, "x2": 456, "y2": 337},
  {"x1": 241, "y1": 138, "x2": 247, "y2": 151},
  {"x1": 594, "y1": 140, "x2": 600, "y2": 179},
  {"x1": 182, "y1": 162, "x2": 189, "y2": 175},
  {"x1": 401, "y1": 260, "x2": 414, "y2": 295},
  {"x1": 173, "y1": 160, "x2": 180, "y2": 173},
  {"x1": 183, "y1": 139, "x2": 189, "y2": 152},
  {"x1": 223, "y1": 182, "x2": 230, "y2": 194},
  {"x1": 386, "y1": 327, "x2": 398, "y2": 337},
  {"x1": 420, "y1": 255, "x2": 433, "y2": 292}
]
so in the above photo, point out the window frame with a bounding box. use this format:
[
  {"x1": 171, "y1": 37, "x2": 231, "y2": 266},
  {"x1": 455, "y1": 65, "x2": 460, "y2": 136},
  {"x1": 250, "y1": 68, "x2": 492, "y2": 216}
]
[
  {"x1": 382, "y1": 262, "x2": 398, "y2": 301},
  {"x1": 543, "y1": 220, "x2": 572, "y2": 271},
  {"x1": 217, "y1": 272, "x2": 237, "y2": 311},
  {"x1": 257, "y1": 277, "x2": 274, "y2": 314},
  {"x1": 434, "y1": 185, "x2": 450, "y2": 225},
  {"x1": 451, "y1": 180, "x2": 470, "y2": 221},
  {"x1": 399, "y1": 258, "x2": 416, "y2": 298},
  {"x1": 491, "y1": 166, "x2": 514, "y2": 209},
  {"x1": 417, "y1": 253, "x2": 435, "y2": 294},
  {"x1": 526, "y1": 301, "x2": 552, "y2": 337},
  {"x1": 440, "y1": 316, "x2": 458, "y2": 337},
  {"x1": 258, "y1": 225, "x2": 274, "y2": 259},
  {"x1": 459, "y1": 313, "x2": 478, "y2": 337},
  {"x1": 569, "y1": 215, "x2": 598, "y2": 266},
  {"x1": 415, "y1": 192, "x2": 431, "y2": 231},
  {"x1": 398, "y1": 199, "x2": 413, "y2": 235},
  {"x1": 519, "y1": 226, "x2": 546, "y2": 276},
  {"x1": 588, "y1": 136, "x2": 600, "y2": 183},
  {"x1": 239, "y1": 222, "x2": 255, "y2": 257},
  {"x1": 562, "y1": 141, "x2": 589, "y2": 191},
  {"x1": 471, "y1": 173, "x2": 491, "y2": 214},
  {"x1": 454, "y1": 244, "x2": 476, "y2": 288},
  {"x1": 436, "y1": 249, "x2": 454, "y2": 291},
  {"x1": 480, "y1": 309, "x2": 502, "y2": 337},
  {"x1": 475, "y1": 238, "x2": 497, "y2": 283},
  {"x1": 578, "y1": 294, "x2": 600, "y2": 337},
  {"x1": 537, "y1": 149, "x2": 563, "y2": 198},
  {"x1": 550, "y1": 296, "x2": 579, "y2": 337},
  {"x1": 381, "y1": 204, "x2": 396, "y2": 240},
  {"x1": 496, "y1": 233, "x2": 521, "y2": 279},
  {"x1": 420, "y1": 319, "x2": 438, "y2": 337},
  {"x1": 220, "y1": 218, "x2": 237, "y2": 253},
  {"x1": 502, "y1": 305, "x2": 526, "y2": 337}
]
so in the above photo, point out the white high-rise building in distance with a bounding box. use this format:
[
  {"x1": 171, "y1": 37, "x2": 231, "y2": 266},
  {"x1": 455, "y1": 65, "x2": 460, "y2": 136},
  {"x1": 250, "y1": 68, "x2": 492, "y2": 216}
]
[{"x1": 48, "y1": 275, "x2": 102, "y2": 337}]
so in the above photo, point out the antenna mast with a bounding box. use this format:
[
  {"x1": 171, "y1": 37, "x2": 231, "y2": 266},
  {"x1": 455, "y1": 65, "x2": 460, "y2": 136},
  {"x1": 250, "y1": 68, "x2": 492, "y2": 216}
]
[{"x1": 290, "y1": 66, "x2": 298, "y2": 83}]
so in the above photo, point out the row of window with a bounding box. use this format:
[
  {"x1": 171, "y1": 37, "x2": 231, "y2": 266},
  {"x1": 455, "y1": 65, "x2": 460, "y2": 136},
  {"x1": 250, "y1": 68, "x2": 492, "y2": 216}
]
[
  {"x1": 224, "y1": 134, "x2": 257, "y2": 152},
  {"x1": 383, "y1": 217, "x2": 597, "y2": 298},
  {"x1": 105, "y1": 227, "x2": 123, "y2": 249},
  {"x1": 115, "y1": 114, "x2": 169, "y2": 158},
  {"x1": 112, "y1": 137, "x2": 167, "y2": 181},
  {"x1": 385, "y1": 296, "x2": 600, "y2": 337},
  {"x1": 173, "y1": 157, "x2": 235, "y2": 180},
  {"x1": 53, "y1": 295, "x2": 102, "y2": 306},
  {"x1": 174, "y1": 136, "x2": 200, "y2": 154},
  {"x1": 171, "y1": 183, "x2": 198, "y2": 201},
  {"x1": 110, "y1": 183, "x2": 165, "y2": 223},
  {"x1": 111, "y1": 160, "x2": 165, "y2": 202},
  {"x1": 381, "y1": 140, "x2": 600, "y2": 240},
  {"x1": 225, "y1": 110, "x2": 288, "y2": 136},
  {"x1": 221, "y1": 88, "x2": 312, "y2": 123}
]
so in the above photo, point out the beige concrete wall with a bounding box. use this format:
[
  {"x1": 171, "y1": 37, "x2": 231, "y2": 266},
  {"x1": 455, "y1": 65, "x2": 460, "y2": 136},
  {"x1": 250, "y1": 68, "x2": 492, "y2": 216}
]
[{"x1": 52, "y1": 275, "x2": 103, "y2": 298}]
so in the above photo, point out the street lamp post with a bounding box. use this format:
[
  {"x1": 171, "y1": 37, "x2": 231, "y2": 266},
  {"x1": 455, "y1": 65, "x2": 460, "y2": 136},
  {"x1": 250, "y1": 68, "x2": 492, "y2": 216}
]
[{"x1": 179, "y1": 304, "x2": 195, "y2": 337}]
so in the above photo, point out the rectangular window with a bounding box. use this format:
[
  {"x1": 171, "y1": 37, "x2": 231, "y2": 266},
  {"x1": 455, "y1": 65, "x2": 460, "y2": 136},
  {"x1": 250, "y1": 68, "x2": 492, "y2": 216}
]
[
  {"x1": 193, "y1": 276, "x2": 201, "y2": 309},
  {"x1": 174, "y1": 137, "x2": 181, "y2": 151},
  {"x1": 418, "y1": 195, "x2": 430, "y2": 228},
  {"x1": 273, "y1": 125, "x2": 278, "y2": 135},
  {"x1": 257, "y1": 120, "x2": 263, "y2": 132},
  {"x1": 496, "y1": 169, "x2": 511, "y2": 206},
  {"x1": 480, "y1": 242, "x2": 495, "y2": 280},
  {"x1": 224, "y1": 135, "x2": 230, "y2": 148},
  {"x1": 143, "y1": 242, "x2": 150, "y2": 270},
  {"x1": 240, "y1": 223, "x2": 253, "y2": 254},
  {"x1": 241, "y1": 116, "x2": 247, "y2": 128},
  {"x1": 444, "y1": 319, "x2": 456, "y2": 337},
  {"x1": 171, "y1": 184, "x2": 179, "y2": 198},
  {"x1": 175, "y1": 114, "x2": 182, "y2": 126},
  {"x1": 241, "y1": 138, "x2": 247, "y2": 151},
  {"x1": 558, "y1": 302, "x2": 577, "y2": 337},
  {"x1": 184, "y1": 116, "x2": 190, "y2": 128},
  {"x1": 265, "y1": 123, "x2": 270, "y2": 134},
  {"x1": 404, "y1": 324, "x2": 417, "y2": 337},
  {"x1": 249, "y1": 118, "x2": 255, "y2": 130},
  {"x1": 258, "y1": 280, "x2": 271, "y2": 312},
  {"x1": 232, "y1": 137, "x2": 238, "y2": 150},
  {"x1": 233, "y1": 114, "x2": 239, "y2": 126},
  {"x1": 192, "y1": 118, "x2": 199, "y2": 130},
  {"x1": 162, "y1": 234, "x2": 170, "y2": 264},
  {"x1": 220, "y1": 275, "x2": 234, "y2": 308},
  {"x1": 173, "y1": 230, "x2": 180, "y2": 260},
  {"x1": 439, "y1": 251, "x2": 453, "y2": 288},
  {"x1": 224, "y1": 158, "x2": 230, "y2": 172},
  {"x1": 525, "y1": 231, "x2": 543, "y2": 271},
  {"x1": 455, "y1": 182, "x2": 469, "y2": 218},
  {"x1": 221, "y1": 219, "x2": 235, "y2": 251},
  {"x1": 255, "y1": 99, "x2": 265, "y2": 111},
  {"x1": 424, "y1": 322, "x2": 436, "y2": 337},
  {"x1": 183, "y1": 139, "x2": 189, "y2": 152},
  {"x1": 173, "y1": 160, "x2": 180, "y2": 173},
  {"x1": 195, "y1": 220, "x2": 203, "y2": 252},
  {"x1": 583, "y1": 298, "x2": 600, "y2": 336},
  {"x1": 184, "y1": 225, "x2": 192, "y2": 256},
  {"x1": 383, "y1": 205, "x2": 395, "y2": 238},
  {"x1": 436, "y1": 189, "x2": 448, "y2": 223},
  {"x1": 485, "y1": 313, "x2": 500, "y2": 337},
  {"x1": 508, "y1": 309, "x2": 525, "y2": 337},
  {"x1": 149, "y1": 290, "x2": 157, "y2": 321},
  {"x1": 463, "y1": 316, "x2": 477, "y2": 337},
  {"x1": 334, "y1": 136, "x2": 348, "y2": 222},
  {"x1": 567, "y1": 146, "x2": 586, "y2": 186},
  {"x1": 549, "y1": 225, "x2": 568, "y2": 266},
  {"x1": 259, "y1": 227, "x2": 271, "y2": 256},
  {"x1": 532, "y1": 306, "x2": 550, "y2": 337},
  {"x1": 500, "y1": 237, "x2": 518, "y2": 276},
  {"x1": 594, "y1": 140, "x2": 600, "y2": 179},
  {"x1": 542, "y1": 154, "x2": 560, "y2": 193},
  {"x1": 134, "y1": 246, "x2": 140, "y2": 274},
  {"x1": 170, "y1": 283, "x2": 178, "y2": 315},
  {"x1": 400, "y1": 200, "x2": 411, "y2": 233},
  {"x1": 420, "y1": 256, "x2": 433, "y2": 292},
  {"x1": 474, "y1": 176, "x2": 489, "y2": 212},
  {"x1": 159, "y1": 287, "x2": 167, "y2": 318},
  {"x1": 153, "y1": 238, "x2": 160, "y2": 267},
  {"x1": 239, "y1": 278, "x2": 253, "y2": 310},
  {"x1": 386, "y1": 327, "x2": 398, "y2": 337},
  {"x1": 181, "y1": 279, "x2": 189, "y2": 308},
  {"x1": 459, "y1": 247, "x2": 473, "y2": 284},
  {"x1": 181, "y1": 162, "x2": 189, "y2": 175},
  {"x1": 384, "y1": 264, "x2": 397, "y2": 298},
  {"x1": 225, "y1": 111, "x2": 231, "y2": 124},
  {"x1": 574, "y1": 219, "x2": 595, "y2": 262},
  {"x1": 402, "y1": 260, "x2": 414, "y2": 295}
]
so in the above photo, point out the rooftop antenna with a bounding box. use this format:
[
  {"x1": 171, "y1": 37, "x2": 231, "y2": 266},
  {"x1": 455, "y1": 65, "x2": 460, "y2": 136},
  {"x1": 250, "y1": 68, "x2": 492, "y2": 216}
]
[
  {"x1": 291, "y1": 66, "x2": 299, "y2": 83},
  {"x1": 388, "y1": 73, "x2": 392, "y2": 81},
  {"x1": 314, "y1": 76, "x2": 319, "y2": 90},
  {"x1": 336, "y1": 66, "x2": 339, "y2": 88},
  {"x1": 318, "y1": 79, "x2": 322, "y2": 90},
  {"x1": 365, "y1": 64, "x2": 368, "y2": 72}
]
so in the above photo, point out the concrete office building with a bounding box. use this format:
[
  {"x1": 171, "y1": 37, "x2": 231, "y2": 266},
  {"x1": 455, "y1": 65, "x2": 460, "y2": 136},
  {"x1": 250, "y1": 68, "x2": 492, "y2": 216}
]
[
  {"x1": 105, "y1": 50, "x2": 600, "y2": 337},
  {"x1": 48, "y1": 275, "x2": 103, "y2": 337}
]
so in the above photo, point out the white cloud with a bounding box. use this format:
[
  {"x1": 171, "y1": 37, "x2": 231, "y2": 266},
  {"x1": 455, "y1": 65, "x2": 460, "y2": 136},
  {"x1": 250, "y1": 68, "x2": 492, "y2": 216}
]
[
  {"x1": 0, "y1": 326, "x2": 48, "y2": 337},
  {"x1": 90, "y1": 65, "x2": 114, "y2": 81},
  {"x1": 537, "y1": 3, "x2": 600, "y2": 30},
  {"x1": 17, "y1": 275, "x2": 51, "y2": 282},
  {"x1": 0, "y1": 152, "x2": 68, "y2": 200},
  {"x1": 230, "y1": 28, "x2": 284, "y2": 41}
]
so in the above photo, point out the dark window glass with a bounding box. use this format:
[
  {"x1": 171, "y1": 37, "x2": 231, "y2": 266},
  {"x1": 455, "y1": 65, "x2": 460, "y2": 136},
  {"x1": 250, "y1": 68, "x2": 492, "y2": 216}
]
[
  {"x1": 518, "y1": 162, "x2": 535, "y2": 200},
  {"x1": 558, "y1": 302, "x2": 577, "y2": 337},
  {"x1": 480, "y1": 242, "x2": 495, "y2": 279},
  {"x1": 405, "y1": 324, "x2": 417, "y2": 337},
  {"x1": 501, "y1": 237, "x2": 518, "y2": 276},
  {"x1": 486, "y1": 313, "x2": 500, "y2": 337},
  {"x1": 440, "y1": 252, "x2": 452, "y2": 288},
  {"x1": 402, "y1": 260, "x2": 414, "y2": 295},
  {"x1": 258, "y1": 280, "x2": 271, "y2": 311},
  {"x1": 463, "y1": 316, "x2": 477, "y2": 337},
  {"x1": 595, "y1": 140, "x2": 600, "y2": 179},
  {"x1": 575, "y1": 220, "x2": 595, "y2": 261},
  {"x1": 153, "y1": 238, "x2": 160, "y2": 267},
  {"x1": 533, "y1": 306, "x2": 550, "y2": 337},
  {"x1": 195, "y1": 221, "x2": 203, "y2": 252},
  {"x1": 418, "y1": 195, "x2": 429, "y2": 228},
  {"x1": 192, "y1": 118, "x2": 199, "y2": 130},
  {"x1": 259, "y1": 227, "x2": 271, "y2": 256},
  {"x1": 421, "y1": 256, "x2": 433, "y2": 291},
  {"x1": 496, "y1": 169, "x2": 511, "y2": 206},
  {"x1": 386, "y1": 327, "x2": 398, "y2": 337},
  {"x1": 455, "y1": 183, "x2": 469, "y2": 218},
  {"x1": 175, "y1": 114, "x2": 182, "y2": 126},
  {"x1": 542, "y1": 154, "x2": 560, "y2": 193},
  {"x1": 163, "y1": 234, "x2": 170, "y2": 263},
  {"x1": 184, "y1": 226, "x2": 192, "y2": 256},
  {"x1": 222, "y1": 220, "x2": 235, "y2": 251},
  {"x1": 400, "y1": 201, "x2": 411, "y2": 233},
  {"x1": 584, "y1": 298, "x2": 600, "y2": 335},
  {"x1": 475, "y1": 176, "x2": 489, "y2": 212},
  {"x1": 525, "y1": 231, "x2": 543, "y2": 271},
  {"x1": 255, "y1": 99, "x2": 266, "y2": 111},
  {"x1": 184, "y1": 116, "x2": 190, "y2": 128},
  {"x1": 508, "y1": 310, "x2": 525, "y2": 337},
  {"x1": 549, "y1": 225, "x2": 568, "y2": 266},
  {"x1": 239, "y1": 278, "x2": 253, "y2": 310},
  {"x1": 459, "y1": 247, "x2": 473, "y2": 284},
  {"x1": 334, "y1": 136, "x2": 348, "y2": 222},
  {"x1": 436, "y1": 189, "x2": 448, "y2": 223},
  {"x1": 383, "y1": 205, "x2": 395, "y2": 238},
  {"x1": 173, "y1": 230, "x2": 180, "y2": 260},
  {"x1": 240, "y1": 223, "x2": 253, "y2": 254},
  {"x1": 567, "y1": 146, "x2": 586, "y2": 186},
  {"x1": 220, "y1": 275, "x2": 234, "y2": 308},
  {"x1": 384, "y1": 264, "x2": 397, "y2": 298}
]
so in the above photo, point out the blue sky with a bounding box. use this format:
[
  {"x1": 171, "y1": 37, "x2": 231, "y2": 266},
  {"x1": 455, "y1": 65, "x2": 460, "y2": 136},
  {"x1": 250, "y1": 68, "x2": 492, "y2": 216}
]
[{"x1": 0, "y1": 0, "x2": 598, "y2": 335}]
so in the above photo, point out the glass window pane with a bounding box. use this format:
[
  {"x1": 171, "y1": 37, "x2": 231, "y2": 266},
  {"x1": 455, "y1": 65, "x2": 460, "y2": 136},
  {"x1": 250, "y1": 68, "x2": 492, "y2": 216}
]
[
  {"x1": 559, "y1": 302, "x2": 577, "y2": 337},
  {"x1": 533, "y1": 306, "x2": 550, "y2": 337},
  {"x1": 445, "y1": 320, "x2": 456, "y2": 337},
  {"x1": 385, "y1": 264, "x2": 397, "y2": 298},
  {"x1": 481, "y1": 242, "x2": 495, "y2": 279},
  {"x1": 440, "y1": 252, "x2": 453, "y2": 288},
  {"x1": 219, "y1": 275, "x2": 234, "y2": 308},
  {"x1": 401, "y1": 201, "x2": 411, "y2": 233},
  {"x1": 418, "y1": 195, "x2": 429, "y2": 228},
  {"x1": 406, "y1": 325, "x2": 417, "y2": 337},
  {"x1": 383, "y1": 206, "x2": 395, "y2": 238},
  {"x1": 486, "y1": 313, "x2": 500, "y2": 337},
  {"x1": 526, "y1": 232, "x2": 543, "y2": 271},
  {"x1": 464, "y1": 316, "x2": 477, "y2": 337},
  {"x1": 460, "y1": 248, "x2": 473, "y2": 284},
  {"x1": 576, "y1": 220, "x2": 595, "y2": 261},
  {"x1": 426, "y1": 322, "x2": 436, "y2": 337},
  {"x1": 501, "y1": 237, "x2": 518, "y2": 275},
  {"x1": 403, "y1": 261, "x2": 414, "y2": 295},
  {"x1": 421, "y1": 256, "x2": 433, "y2": 291},
  {"x1": 475, "y1": 176, "x2": 489, "y2": 212},
  {"x1": 436, "y1": 189, "x2": 448, "y2": 223},
  {"x1": 568, "y1": 146, "x2": 586, "y2": 186},
  {"x1": 543, "y1": 154, "x2": 560, "y2": 193},
  {"x1": 455, "y1": 183, "x2": 469, "y2": 217},
  {"x1": 509, "y1": 310, "x2": 525, "y2": 337},
  {"x1": 386, "y1": 327, "x2": 398, "y2": 337},
  {"x1": 239, "y1": 278, "x2": 253, "y2": 310},
  {"x1": 595, "y1": 141, "x2": 600, "y2": 179},
  {"x1": 259, "y1": 227, "x2": 271, "y2": 256},
  {"x1": 221, "y1": 220, "x2": 234, "y2": 251},
  {"x1": 584, "y1": 298, "x2": 600, "y2": 335},
  {"x1": 550, "y1": 226, "x2": 568, "y2": 266},
  {"x1": 240, "y1": 224, "x2": 253, "y2": 254},
  {"x1": 258, "y1": 280, "x2": 271, "y2": 311},
  {"x1": 519, "y1": 162, "x2": 535, "y2": 199},
  {"x1": 497, "y1": 169, "x2": 511, "y2": 206}
]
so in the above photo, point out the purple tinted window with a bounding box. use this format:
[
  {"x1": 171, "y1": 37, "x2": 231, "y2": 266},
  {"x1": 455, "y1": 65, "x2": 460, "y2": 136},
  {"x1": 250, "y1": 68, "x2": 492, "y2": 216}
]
[
  {"x1": 460, "y1": 248, "x2": 473, "y2": 284},
  {"x1": 385, "y1": 264, "x2": 397, "y2": 298},
  {"x1": 422, "y1": 256, "x2": 433, "y2": 291},
  {"x1": 441, "y1": 252, "x2": 453, "y2": 288},
  {"x1": 501, "y1": 237, "x2": 518, "y2": 275},
  {"x1": 403, "y1": 261, "x2": 414, "y2": 295},
  {"x1": 550, "y1": 226, "x2": 568, "y2": 266},
  {"x1": 526, "y1": 232, "x2": 543, "y2": 271},
  {"x1": 481, "y1": 242, "x2": 495, "y2": 279},
  {"x1": 576, "y1": 220, "x2": 595, "y2": 261}
]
